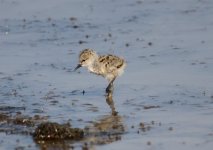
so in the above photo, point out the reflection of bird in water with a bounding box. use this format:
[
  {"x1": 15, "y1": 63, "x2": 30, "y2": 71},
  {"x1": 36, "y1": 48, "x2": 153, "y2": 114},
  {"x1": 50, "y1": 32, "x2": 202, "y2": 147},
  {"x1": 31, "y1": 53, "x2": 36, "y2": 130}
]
[
  {"x1": 105, "y1": 91, "x2": 118, "y2": 116},
  {"x1": 83, "y1": 90, "x2": 124, "y2": 147},
  {"x1": 84, "y1": 114, "x2": 125, "y2": 145},
  {"x1": 74, "y1": 49, "x2": 126, "y2": 93}
]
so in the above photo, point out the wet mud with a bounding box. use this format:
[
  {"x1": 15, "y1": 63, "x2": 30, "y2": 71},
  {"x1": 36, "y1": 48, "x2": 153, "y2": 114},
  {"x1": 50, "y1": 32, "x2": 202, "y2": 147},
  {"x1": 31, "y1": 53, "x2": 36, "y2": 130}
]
[{"x1": 0, "y1": 84, "x2": 161, "y2": 149}]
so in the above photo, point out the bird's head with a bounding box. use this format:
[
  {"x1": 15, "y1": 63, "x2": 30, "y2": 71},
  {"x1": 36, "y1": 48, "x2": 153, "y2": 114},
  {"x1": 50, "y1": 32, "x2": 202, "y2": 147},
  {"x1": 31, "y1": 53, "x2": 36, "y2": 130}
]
[{"x1": 74, "y1": 49, "x2": 98, "y2": 71}]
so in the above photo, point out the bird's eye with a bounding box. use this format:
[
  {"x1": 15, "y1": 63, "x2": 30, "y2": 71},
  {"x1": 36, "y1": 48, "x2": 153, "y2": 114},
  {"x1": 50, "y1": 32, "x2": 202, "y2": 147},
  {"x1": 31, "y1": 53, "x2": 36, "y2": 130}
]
[{"x1": 82, "y1": 60, "x2": 85, "y2": 62}]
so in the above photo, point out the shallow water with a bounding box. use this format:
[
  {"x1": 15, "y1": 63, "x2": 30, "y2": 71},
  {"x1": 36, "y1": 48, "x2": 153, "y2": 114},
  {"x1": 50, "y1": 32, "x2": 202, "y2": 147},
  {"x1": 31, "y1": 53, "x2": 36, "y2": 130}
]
[{"x1": 0, "y1": 0, "x2": 213, "y2": 149}]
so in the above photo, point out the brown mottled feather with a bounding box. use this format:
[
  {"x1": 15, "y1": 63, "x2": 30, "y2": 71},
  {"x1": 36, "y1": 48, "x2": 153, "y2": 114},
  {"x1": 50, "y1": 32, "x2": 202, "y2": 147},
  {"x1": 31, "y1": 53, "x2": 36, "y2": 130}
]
[{"x1": 98, "y1": 55, "x2": 125, "y2": 73}]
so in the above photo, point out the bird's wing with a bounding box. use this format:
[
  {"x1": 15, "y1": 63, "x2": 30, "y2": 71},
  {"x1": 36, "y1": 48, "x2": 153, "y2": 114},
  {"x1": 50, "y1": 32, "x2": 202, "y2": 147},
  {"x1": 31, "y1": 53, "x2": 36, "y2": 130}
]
[{"x1": 99, "y1": 55, "x2": 125, "y2": 73}]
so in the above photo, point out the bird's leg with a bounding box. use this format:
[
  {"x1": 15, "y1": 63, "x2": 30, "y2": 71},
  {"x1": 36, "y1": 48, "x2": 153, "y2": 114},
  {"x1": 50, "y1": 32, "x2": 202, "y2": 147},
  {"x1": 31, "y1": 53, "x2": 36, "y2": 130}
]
[
  {"x1": 106, "y1": 82, "x2": 113, "y2": 93},
  {"x1": 106, "y1": 77, "x2": 116, "y2": 93}
]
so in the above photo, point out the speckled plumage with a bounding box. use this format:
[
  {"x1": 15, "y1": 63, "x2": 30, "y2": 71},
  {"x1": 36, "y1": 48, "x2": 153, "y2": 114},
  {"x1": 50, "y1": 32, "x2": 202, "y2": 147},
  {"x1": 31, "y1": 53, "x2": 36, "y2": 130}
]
[{"x1": 75, "y1": 48, "x2": 126, "y2": 92}]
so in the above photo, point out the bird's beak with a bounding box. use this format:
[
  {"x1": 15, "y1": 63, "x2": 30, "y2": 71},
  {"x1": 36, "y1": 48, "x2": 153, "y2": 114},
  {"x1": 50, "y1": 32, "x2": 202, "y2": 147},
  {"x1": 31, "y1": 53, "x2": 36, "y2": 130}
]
[{"x1": 74, "y1": 64, "x2": 82, "y2": 71}]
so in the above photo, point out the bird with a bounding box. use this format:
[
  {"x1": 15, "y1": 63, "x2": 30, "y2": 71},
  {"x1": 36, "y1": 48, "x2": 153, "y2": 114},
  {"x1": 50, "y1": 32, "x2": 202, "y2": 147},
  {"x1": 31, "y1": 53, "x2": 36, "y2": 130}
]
[{"x1": 74, "y1": 48, "x2": 126, "y2": 93}]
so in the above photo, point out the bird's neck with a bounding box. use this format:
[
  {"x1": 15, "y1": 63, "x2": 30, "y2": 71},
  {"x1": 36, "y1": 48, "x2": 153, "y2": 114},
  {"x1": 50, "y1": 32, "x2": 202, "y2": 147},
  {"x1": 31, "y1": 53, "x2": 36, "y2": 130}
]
[{"x1": 88, "y1": 59, "x2": 101, "y2": 74}]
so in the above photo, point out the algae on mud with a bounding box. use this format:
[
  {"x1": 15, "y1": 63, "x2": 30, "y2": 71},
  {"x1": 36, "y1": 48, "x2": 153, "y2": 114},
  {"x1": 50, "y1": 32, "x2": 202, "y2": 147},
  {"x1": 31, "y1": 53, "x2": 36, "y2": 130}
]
[{"x1": 33, "y1": 122, "x2": 84, "y2": 140}]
